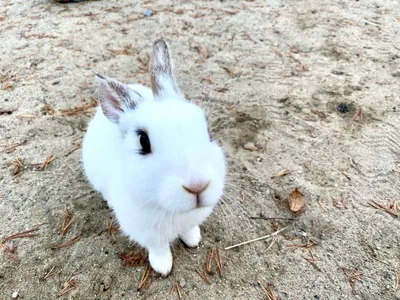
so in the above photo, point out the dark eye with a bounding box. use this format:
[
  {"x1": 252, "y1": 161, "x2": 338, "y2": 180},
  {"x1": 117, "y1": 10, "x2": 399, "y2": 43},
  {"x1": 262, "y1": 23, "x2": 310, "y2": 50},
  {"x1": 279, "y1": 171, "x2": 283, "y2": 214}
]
[{"x1": 137, "y1": 130, "x2": 151, "y2": 155}]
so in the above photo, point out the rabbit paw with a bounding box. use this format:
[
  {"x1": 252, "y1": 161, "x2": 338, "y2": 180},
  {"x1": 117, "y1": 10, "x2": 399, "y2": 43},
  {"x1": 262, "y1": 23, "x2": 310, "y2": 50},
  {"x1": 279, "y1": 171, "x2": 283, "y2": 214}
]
[
  {"x1": 148, "y1": 247, "x2": 172, "y2": 276},
  {"x1": 180, "y1": 225, "x2": 201, "y2": 247}
]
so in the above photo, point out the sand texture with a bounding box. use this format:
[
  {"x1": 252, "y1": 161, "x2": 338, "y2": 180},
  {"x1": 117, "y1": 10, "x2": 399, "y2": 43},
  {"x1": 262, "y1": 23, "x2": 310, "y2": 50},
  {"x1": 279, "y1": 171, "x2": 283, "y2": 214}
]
[{"x1": 0, "y1": 0, "x2": 400, "y2": 299}]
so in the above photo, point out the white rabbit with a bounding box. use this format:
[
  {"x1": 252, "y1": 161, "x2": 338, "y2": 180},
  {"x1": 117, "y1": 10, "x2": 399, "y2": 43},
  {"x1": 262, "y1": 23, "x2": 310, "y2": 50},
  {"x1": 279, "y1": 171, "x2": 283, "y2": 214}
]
[{"x1": 82, "y1": 39, "x2": 226, "y2": 275}]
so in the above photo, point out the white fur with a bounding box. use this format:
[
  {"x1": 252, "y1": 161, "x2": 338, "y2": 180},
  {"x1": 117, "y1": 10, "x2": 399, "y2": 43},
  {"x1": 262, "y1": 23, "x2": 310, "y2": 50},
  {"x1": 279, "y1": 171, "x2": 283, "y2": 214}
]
[{"x1": 82, "y1": 84, "x2": 226, "y2": 275}]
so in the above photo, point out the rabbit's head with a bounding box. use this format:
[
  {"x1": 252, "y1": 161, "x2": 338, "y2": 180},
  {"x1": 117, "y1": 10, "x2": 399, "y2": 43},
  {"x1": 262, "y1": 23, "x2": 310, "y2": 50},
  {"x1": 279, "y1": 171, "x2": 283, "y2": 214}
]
[{"x1": 96, "y1": 39, "x2": 226, "y2": 213}]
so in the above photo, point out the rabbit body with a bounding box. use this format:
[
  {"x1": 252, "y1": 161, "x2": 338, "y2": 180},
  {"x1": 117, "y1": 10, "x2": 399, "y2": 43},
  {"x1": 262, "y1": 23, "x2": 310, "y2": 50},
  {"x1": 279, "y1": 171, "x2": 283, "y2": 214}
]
[{"x1": 82, "y1": 40, "x2": 226, "y2": 275}]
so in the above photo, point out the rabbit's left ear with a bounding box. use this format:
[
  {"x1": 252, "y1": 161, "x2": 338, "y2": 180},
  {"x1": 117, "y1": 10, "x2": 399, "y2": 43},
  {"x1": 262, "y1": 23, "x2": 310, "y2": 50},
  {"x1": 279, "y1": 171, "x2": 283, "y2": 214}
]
[
  {"x1": 96, "y1": 74, "x2": 143, "y2": 123},
  {"x1": 150, "y1": 39, "x2": 183, "y2": 100}
]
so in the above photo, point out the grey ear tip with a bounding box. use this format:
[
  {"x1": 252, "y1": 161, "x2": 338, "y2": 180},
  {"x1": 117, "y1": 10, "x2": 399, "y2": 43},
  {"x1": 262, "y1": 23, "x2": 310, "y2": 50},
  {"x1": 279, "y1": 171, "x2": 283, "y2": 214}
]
[
  {"x1": 95, "y1": 73, "x2": 106, "y2": 80},
  {"x1": 153, "y1": 38, "x2": 168, "y2": 48}
]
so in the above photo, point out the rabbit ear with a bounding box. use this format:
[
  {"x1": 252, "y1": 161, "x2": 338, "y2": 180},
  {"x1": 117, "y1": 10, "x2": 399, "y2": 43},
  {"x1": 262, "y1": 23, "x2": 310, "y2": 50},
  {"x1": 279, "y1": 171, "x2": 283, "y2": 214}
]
[
  {"x1": 96, "y1": 74, "x2": 143, "y2": 123},
  {"x1": 150, "y1": 39, "x2": 182, "y2": 99}
]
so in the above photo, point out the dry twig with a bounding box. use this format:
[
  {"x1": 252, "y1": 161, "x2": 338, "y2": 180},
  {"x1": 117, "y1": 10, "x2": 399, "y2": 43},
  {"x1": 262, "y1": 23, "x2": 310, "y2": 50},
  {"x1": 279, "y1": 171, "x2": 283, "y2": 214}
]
[
  {"x1": 206, "y1": 248, "x2": 214, "y2": 273},
  {"x1": 119, "y1": 253, "x2": 146, "y2": 267},
  {"x1": 342, "y1": 268, "x2": 363, "y2": 292},
  {"x1": 3, "y1": 227, "x2": 40, "y2": 242},
  {"x1": 57, "y1": 274, "x2": 77, "y2": 297},
  {"x1": 0, "y1": 140, "x2": 27, "y2": 153},
  {"x1": 43, "y1": 266, "x2": 56, "y2": 280},
  {"x1": 340, "y1": 168, "x2": 351, "y2": 180},
  {"x1": 271, "y1": 169, "x2": 294, "y2": 178},
  {"x1": 138, "y1": 262, "x2": 152, "y2": 292},
  {"x1": 107, "y1": 215, "x2": 120, "y2": 241},
  {"x1": 175, "y1": 283, "x2": 182, "y2": 300},
  {"x1": 65, "y1": 143, "x2": 81, "y2": 157},
  {"x1": 258, "y1": 282, "x2": 277, "y2": 300},
  {"x1": 368, "y1": 200, "x2": 399, "y2": 217},
  {"x1": 352, "y1": 106, "x2": 363, "y2": 121},
  {"x1": 195, "y1": 269, "x2": 210, "y2": 285},
  {"x1": 52, "y1": 234, "x2": 82, "y2": 250},
  {"x1": 215, "y1": 248, "x2": 223, "y2": 276},
  {"x1": 60, "y1": 208, "x2": 74, "y2": 239},
  {"x1": 250, "y1": 216, "x2": 295, "y2": 221},
  {"x1": 9, "y1": 157, "x2": 25, "y2": 177},
  {"x1": 225, "y1": 227, "x2": 288, "y2": 250}
]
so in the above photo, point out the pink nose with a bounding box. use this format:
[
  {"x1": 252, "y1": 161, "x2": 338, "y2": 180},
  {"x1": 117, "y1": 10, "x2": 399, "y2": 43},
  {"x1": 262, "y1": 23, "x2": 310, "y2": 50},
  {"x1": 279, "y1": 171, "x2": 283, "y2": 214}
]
[{"x1": 182, "y1": 180, "x2": 210, "y2": 195}]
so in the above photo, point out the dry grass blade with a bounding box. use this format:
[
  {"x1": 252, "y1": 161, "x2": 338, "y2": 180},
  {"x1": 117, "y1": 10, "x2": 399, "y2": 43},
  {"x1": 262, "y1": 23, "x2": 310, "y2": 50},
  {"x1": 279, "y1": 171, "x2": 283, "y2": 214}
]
[
  {"x1": 340, "y1": 168, "x2": 351, "y2": 180},
  {"x1": 43, "y1": 266, "x2": 56, "y2": 280},
  {"x1": 333, "y1": 194, "x2": 348, "y2": 209},
  {"x1": 271, "y1": 169, "x2": 294, "y2": 178},
  {"x1": 258, "y1": 282, "x2": 277, "y2": 300},
  {"x1": 304, "y1": 257, "x2": 322, "y2": 272},
  {"x1": 9, "y1": 157, "x2": 25, "y2": 177},
  {"x1": 3, "y1": 227, "x2": 40, "y2": 242},
  {"x1": 195, "y1": 269, "x2": 211, "y2": 285},
  {"x1": 287, "y1": 239, "x2": 318, "y2": 250},
  {"x1": 369, "y1": 200, "x2": 399, "y2": 217},
  {"x1": 250, "y1": 216, "x2": 295, "y2": 221},
  {"x1": 137, "y1": 262, "x2": 152, "y2": 292},
  {"x1": 175, "y1": 283, "x2": 182, "y2": 300},
  {"x1": 119, "y1": 253, "x2": 147, "y2": 267},
  {"x1": 225, "y1": 226, "x2": 288, "y2": 250},
  {"x1": 52, "y1": 234, "x2": 82, "y2": 250},
  {"x1": 342, "y1": 268, "x2": 363, "y2": 292},
  {"x1": 206, "y1": 248, "x2": 214, "y2": 273},
  {"x1": 215, "y1": 248, "x2": 223, "y2": 276},
  {"x1": 16, "y1": 114, "x2": 37, "y2": 119},
  {"x1": 57, "y1": 275, "x2": 78, "y2": 297},
  {"x1": 0, "y1": 242, "x2": 18, "y2": 263},
  {"x1": 168, "y1": 284, "x2": 176, "y2": 300},
  {"x1": 60, "y1": 208, "x2": 74, "y2": 238},
  {"x1": 107, "y1": 215, "x2": 120, "y2": 241},
  {"x1": 54, "y1": 101, "x2": 98, "y2": 117},
  {"x1": 395, "y1": 271, "x2": 399, "y2": 289},
  {"x1": 352, "y1": 106, "x2": 363, "y2": 121},
  {"x1": 38, "y1": 154, "x2": 56, "y2": 170},
  {"x1": 0, "y1": 140, "x2": 27, "y2": 153},
  {"x1": 65, "y1": 143, "x2": 81, "y2": 157}
]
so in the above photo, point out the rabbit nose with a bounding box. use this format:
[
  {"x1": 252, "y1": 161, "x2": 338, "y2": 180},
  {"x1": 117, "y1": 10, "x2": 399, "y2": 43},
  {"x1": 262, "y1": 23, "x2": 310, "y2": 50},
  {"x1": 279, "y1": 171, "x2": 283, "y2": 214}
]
[{"x1": 182, "y1": 180, "x2": 210, "y2": 195}]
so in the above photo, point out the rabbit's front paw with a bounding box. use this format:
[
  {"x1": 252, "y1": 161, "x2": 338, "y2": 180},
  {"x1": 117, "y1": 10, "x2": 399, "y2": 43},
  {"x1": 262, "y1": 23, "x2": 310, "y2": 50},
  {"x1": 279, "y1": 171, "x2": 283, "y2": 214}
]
[
  {"x1": 180, "y1": 225, "x2": 201, "y2": 247},
  {"x1": 148, "y1": 247, "x2": 172, "y2": 276}
]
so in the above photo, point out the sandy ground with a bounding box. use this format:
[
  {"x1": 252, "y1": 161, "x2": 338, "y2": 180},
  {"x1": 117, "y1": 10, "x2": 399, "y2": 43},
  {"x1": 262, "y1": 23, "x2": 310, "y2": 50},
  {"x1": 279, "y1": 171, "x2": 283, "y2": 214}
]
[{"x1": 1, "y1": 0, "x2": 400, "y2": 299}]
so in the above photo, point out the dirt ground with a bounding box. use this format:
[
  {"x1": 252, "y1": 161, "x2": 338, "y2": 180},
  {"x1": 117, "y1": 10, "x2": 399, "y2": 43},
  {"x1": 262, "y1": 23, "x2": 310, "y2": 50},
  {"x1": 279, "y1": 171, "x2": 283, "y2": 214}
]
[{"x1": 1, "y1": 0, "x2": 400, "y2": 299}]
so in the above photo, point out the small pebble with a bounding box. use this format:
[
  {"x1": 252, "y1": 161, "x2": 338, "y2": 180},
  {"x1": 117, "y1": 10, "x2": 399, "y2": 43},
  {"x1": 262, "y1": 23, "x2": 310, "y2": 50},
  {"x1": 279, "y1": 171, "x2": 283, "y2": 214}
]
[
  {"x1": 12, "y1": 291, "x2": 19, "y2": 298},
  {"x1": 179, "y1": 278, "x2": 186, "y2": 288},
  {"x1": 144, "y1": 10, "x2": 153, "y2": 17},
  {"x1": 243, "y1": 142, "x2": 258, "y2": 151}
]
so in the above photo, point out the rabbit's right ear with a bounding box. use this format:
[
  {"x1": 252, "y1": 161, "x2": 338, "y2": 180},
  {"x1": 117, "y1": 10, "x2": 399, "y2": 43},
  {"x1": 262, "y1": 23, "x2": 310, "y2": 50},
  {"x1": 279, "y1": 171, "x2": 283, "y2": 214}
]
[
  {"x1": 150, "y1": 39, "x2": 183, "y2": 100},
  {"x1": 96, "y1": 74, "x2": 143, "y2": 123}
]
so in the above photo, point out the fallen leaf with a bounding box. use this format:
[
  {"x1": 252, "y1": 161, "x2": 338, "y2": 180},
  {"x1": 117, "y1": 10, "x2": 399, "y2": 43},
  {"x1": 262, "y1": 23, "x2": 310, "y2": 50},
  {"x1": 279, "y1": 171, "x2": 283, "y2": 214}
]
[
  {"x1": 288, "y1": 188, "x2": 305, "y2": 212},
  {"x1": 0, "y1": 16, "x2": 6, "y2": 22}
]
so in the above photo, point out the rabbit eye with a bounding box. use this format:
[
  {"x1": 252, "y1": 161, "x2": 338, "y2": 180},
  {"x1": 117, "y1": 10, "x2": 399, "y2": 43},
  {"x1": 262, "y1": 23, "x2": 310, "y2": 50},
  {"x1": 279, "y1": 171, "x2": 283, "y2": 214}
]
[{"x1": 137, "y1": 130, "x2": 151, "y2": 155}]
